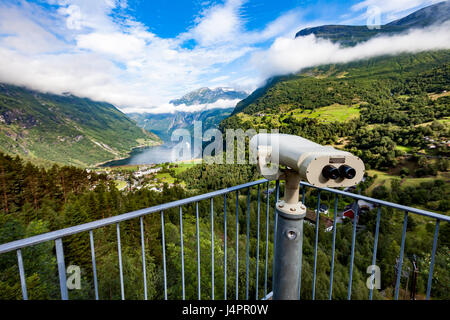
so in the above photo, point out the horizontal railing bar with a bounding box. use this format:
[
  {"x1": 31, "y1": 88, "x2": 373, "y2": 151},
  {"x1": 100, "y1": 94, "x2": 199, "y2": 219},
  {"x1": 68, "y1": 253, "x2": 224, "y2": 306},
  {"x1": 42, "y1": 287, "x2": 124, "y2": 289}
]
[
  {"x1": 1, "y1": 178, "x2": 446, "y2": 255},
  {"x1": 0, "y1": 179, "x2": 269, "y2": 254},
  {"x1": 300, "y1": 182, "x2": 449, "y2": 222}
]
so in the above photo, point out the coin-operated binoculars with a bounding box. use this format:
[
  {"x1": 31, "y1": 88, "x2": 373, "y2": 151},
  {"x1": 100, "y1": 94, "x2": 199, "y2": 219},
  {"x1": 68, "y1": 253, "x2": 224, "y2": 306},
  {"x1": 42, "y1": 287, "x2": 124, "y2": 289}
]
[{"x1": 250, "y1": 134, "x2": 365, "y2": 300}]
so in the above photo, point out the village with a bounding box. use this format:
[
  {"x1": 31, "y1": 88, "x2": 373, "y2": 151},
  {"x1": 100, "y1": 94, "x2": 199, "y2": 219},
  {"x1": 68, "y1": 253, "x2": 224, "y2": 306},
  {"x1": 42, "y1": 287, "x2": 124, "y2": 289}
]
[
  {"x1": 424, "y1": 135, "x2": 450, "y2": 150},
  {"x1": 89, "y1": 164, "x2": 177, "y2": 193},
  {"x1": 89, "y1": 159, "x2": 202, "y2": 193}
]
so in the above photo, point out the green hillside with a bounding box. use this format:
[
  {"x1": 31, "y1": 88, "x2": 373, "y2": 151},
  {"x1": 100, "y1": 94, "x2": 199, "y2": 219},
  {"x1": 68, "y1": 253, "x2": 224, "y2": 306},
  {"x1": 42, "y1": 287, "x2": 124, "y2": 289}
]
[
  {"x1": 221, "y1": 50, "x2": 450, "y2": 178},
  {"x1": 230, "y1": 51, "x2": 450, "y2": 117},
  {"x1": 0, "y1": 84, "x2": 161, "y2": 167}
]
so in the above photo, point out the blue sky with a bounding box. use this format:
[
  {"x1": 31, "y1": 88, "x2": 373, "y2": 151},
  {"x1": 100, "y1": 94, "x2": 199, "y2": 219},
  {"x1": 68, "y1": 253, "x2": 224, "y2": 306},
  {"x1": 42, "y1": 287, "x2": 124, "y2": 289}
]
[
  {"x1": 0, "y1": 0, "x2": 447, "y2": 113},
  {"x1": 129, "y1": 1, "x2": 353, "y2": 39}
]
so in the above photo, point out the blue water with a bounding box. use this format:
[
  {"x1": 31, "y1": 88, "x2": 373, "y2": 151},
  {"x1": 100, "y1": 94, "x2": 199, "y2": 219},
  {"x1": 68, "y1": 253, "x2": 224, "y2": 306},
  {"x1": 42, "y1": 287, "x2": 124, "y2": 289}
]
[{"x1": 101, "y1": 143, "x2": 199, "y2": 167}]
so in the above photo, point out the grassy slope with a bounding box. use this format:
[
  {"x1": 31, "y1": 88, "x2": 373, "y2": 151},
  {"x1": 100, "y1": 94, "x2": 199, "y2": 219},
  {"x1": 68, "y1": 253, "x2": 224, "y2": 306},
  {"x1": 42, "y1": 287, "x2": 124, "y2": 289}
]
[
  {"x1": 236, "y1": 103, "x2": 360, "y2": 128},
  {"x1": 223, "y1": 50, "x2": 450, "y2": 127},
  {"x1": 220, "y1": 51, "x2": 449, "y2": 214},
  {"x1": 0, "y1": 84, "x2": 161, "y2": 167}
]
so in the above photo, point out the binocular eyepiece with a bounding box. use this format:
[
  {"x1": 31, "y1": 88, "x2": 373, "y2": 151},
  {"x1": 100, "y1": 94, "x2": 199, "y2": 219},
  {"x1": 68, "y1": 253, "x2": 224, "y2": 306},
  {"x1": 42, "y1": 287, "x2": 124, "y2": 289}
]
[
  {"x1": 322, "y1": 165, "x2": 356, "y2": 181},
  {"x1": 339, "y1": 165, "x2": 357, "y2": 179}
]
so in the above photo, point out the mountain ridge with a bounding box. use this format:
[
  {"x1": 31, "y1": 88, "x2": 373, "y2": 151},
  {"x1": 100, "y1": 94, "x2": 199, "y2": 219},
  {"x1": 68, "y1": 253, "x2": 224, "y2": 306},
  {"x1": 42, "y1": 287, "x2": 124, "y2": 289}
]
[
  {"x1": 170, "y1": 87, "x2": 248, "y2": 106},
  {"x1": 295, "y1": 1, "x2": 450, "y2": 46},
  {"x1": 128, "y1": 108, "x2": 233, "y2": 142},
  {"x1": 226, "y1": 50, "x2": 450, "y2": 119},
  {"x1": 0, "y1": 83, "x2": 161, "y2": 167},
  {"x1": 229, "y1": 2, "x2": 450, "y2": 117},
  {"x1": 132, "y1": 87, "x2": 248, "y2": 142}
]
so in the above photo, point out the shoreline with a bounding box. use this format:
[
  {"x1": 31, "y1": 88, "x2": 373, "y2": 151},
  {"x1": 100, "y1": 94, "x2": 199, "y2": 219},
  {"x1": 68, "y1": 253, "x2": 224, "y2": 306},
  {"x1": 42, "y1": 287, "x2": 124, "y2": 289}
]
[
  {"x1": 96, "y1": 152, "x2": 203, "y2": 169},
  {"x1": 93, "y1": 140, "x2": 163, "y2": 168},
  {"x1": 176, "y1": 158, "x2": 203, "y2": 164}
]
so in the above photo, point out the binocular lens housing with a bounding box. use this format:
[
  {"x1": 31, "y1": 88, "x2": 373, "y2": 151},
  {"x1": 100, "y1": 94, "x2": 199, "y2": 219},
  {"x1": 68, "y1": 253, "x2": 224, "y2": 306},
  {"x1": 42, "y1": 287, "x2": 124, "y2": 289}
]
[
  {"x1": 250, "y1": 133, "x2": 365, "y2": 188},
  {"x1": 322, "y1": 165, "x2": 340, "y2": 180},
  {"x1": 339, "y1": 165, "x2": 356, "y2": 179},
  {"x1": 322, "y1": 165, "x2": 357, "y2": 180}
]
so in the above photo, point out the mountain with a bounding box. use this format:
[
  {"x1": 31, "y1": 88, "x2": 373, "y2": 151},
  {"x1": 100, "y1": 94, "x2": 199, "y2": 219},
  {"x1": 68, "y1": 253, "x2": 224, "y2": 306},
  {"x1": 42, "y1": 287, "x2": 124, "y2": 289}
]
[
  {"x1": 230, "y1": 2, "x2": 450, "y2": 117},
  {"x1": 128, "y1": 108, "x2": 233, "y2": 142},
  {"x1": 225, "y1": 50, "x2": 450, "y2": 123},
  {"x1": 220, "y1": 49, "x2": 450, "y2": 177},
  {"x1": 295, "y1": 1, "x2": 450, "y2": 46},
  {"x1": 130, "y1": 87, "x2": 248, "y2": 142},
  {"x1": 0, "y1": 84, "x2": 161, "y2": 167},
  {"x1": 170, "y1": 87, "x2": 247, "y2": 106}
]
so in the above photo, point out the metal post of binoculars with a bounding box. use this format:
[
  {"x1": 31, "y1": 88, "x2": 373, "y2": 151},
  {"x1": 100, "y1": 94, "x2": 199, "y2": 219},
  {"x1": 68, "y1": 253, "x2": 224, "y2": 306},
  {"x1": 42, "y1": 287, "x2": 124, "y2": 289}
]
[
  {"x1": 273, "y1": 170, "x2": 306, "y2": 300},
  {"x1": 250, "y1": 133, "x2": 364, "y2": 300}
]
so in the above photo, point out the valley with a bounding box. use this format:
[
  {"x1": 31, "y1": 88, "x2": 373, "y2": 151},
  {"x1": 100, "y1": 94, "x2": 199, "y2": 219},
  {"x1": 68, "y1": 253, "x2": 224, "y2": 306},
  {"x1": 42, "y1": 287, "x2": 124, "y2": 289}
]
[
  {"x1": 129, "y1": 87, "x2": 248, "y2": 142},
  {"x1": 0, "y1": 84, "x2": 161, "y2": 167},
  {"x1": 0, "y1": 1, "x2": 449, "y2": 302}
]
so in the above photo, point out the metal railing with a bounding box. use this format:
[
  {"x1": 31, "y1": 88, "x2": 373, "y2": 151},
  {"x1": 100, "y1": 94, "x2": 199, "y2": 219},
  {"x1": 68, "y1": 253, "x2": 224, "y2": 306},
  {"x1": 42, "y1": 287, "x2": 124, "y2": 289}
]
[{"x1": 0, "y1": 179, "x2": 448, "y2": 300}]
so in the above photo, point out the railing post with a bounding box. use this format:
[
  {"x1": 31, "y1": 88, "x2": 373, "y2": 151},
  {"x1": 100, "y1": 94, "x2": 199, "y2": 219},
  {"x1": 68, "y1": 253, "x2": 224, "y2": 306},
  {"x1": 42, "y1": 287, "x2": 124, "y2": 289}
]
[
  {"x1": 55, "y1": 238, "x2": 68, "y2": 300},
  {"x1": 273, "y1": 171, "x2": 306, "y2": 300}
]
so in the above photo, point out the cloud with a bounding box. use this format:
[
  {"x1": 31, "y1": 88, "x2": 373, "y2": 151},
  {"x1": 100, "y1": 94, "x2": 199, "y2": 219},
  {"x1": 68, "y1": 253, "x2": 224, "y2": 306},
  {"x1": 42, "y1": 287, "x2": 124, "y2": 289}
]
[
  {"x1": 55, "y1": 0, "x2": 121, "y2": 32},
  {"x1": 1, "y1": 0, "x2": 447, "y2": 115},
  {"x1": 187, "y1": 0, "x2": 246, "y2": 46},
  {"x1": 0, "y1": 0, "x2": 305, "y2": 113},
  {"x1": 351, "y1": 0, "x2": 441, "y2": 13},
  {"x1": 0, "y1": 1, "x2": 66, "y2": 53},
  {"x1": 348, "y1": 0, "x2": 444, "y2": 23},
  {"x1": 76, "y1": 32, "x2": 148, "y2": 59},
  {"x1": 128, "y1": 99, "x2": 242, "y2": 114},
  {"x1": 251, "y1": 22, "x2": 450, "y2": 80}
]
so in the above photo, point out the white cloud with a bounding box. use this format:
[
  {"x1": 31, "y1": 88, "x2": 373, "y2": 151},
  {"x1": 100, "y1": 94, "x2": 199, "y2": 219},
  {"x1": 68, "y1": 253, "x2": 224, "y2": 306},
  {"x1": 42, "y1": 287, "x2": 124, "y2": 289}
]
[
  {"x1": 352, "y1": 0, "x2": 441, "y2": 13},
  {"x1": 76, "y1": 32, "x2": 148, "y2": 59},
  {"x1": 187, "y1": 0, "x2": 246, "y2": 46},
  {"x1": 133, "y1": 98, "x2": 242, "y2": 114},
  {"x1": 252, "y1": 22, "x2": 450, "y2": 79},
  {"x1": 348, "y1": 0, "x2": 444, "y2": 24},
  {"x1": 0, "y1": 2, "x2": 66, "y2": 53},
  {"x1": 0, "y1": 0, "x2": 447, "y2": 115},
  {"x1": 55, "y1": 0, "x2": 120, "y2": 32},
  {"x1": 243, "y1": 9, "x2": 305, "y2": 43},
  {"x1": 62, "y1": 5, "x2": 83, "y2": 30},
  {"x1": 0, "y1": 0, "x2": 305, "y2": 113}
]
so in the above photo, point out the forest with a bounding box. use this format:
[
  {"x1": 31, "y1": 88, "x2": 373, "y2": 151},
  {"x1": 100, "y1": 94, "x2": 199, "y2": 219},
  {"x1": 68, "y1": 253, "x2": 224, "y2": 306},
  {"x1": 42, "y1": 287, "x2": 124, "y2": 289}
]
[
  {"x1": 0, "y1": 152, "x2": 448, "y2": 300},
  {"x1": 0, "y1": 51, "x2": 449, "y2": 301}
]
